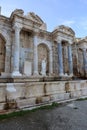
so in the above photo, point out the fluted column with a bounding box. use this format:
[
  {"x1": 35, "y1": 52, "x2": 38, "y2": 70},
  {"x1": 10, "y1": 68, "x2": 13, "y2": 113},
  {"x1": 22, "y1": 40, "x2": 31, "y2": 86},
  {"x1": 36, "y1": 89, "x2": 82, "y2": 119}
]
[
  {"x1": 83, "y1": 48, "x2": 87, "y2": 75},
  {"x1": 49, "y1": 49, "x2": 53, "y2": 74},
  {"x1": 58, "y1": 42, "x2": 64, "y2": 76},
  {"x1": 33, "y1": 36, "x2": 38, "y2": 75},
  {"x1": 12, "y1": 24, "x2": 22, "y2": 76},
  {"x1": 68, "y1": 45, "x2": 73, "y2": 76}
]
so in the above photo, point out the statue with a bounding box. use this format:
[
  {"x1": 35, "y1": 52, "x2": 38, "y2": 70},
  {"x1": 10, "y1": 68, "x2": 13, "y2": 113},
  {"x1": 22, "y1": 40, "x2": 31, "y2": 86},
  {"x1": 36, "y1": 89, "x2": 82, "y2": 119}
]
[{"x1": 41, "y1": 58, "x2": 47, "y2": 76}]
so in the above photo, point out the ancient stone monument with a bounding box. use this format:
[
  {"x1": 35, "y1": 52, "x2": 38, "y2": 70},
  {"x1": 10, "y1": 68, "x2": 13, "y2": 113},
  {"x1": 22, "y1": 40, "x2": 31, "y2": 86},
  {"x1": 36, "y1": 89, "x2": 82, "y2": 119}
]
[{"x1": 0, "y1": 8, "x2": 87, "y2": 111}]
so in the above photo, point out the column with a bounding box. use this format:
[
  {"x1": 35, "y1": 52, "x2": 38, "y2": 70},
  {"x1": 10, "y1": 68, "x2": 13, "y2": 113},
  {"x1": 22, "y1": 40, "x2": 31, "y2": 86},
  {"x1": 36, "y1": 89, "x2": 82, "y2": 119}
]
[
  {"x1": 58, "y1": 42, "x2": 64, "y2": 76},
  {"x1": 68, "y1": 45, "x2": 73, "y2": 76},
  {"x1": 83, "y1": 48, "x2": 87, "y2": 75},
  {"x1": 33, "y1": 36, "x2": 38, "y2": 75},
  {"x1": 12, "y1": 24, "x2": 22, "y2": 76},
  {"x1": 49, "y1": 49, "x2": 53, "y2": 75}
]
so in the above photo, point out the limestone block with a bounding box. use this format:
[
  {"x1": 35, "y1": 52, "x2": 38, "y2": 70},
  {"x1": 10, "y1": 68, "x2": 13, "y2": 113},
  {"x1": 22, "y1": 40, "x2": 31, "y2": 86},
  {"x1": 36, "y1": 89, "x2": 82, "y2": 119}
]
[
  {"x1": 81, "y1": 89, "x2": 87, "y2": 96},
  {"x1": 14, "y1": 83, "x2": 26, "y2": 99},
  {"x1": 16, "y1": 98, "x2": 36, "y2": 108},
  {"x1": 6, "y1": 83, "x2": 25, "y2": 100},
  {"x1": 50, "y1": 93, "x2": 65, "y2": 101},
  {"x1": 0, "y1": 84, "x2": 6, "y2": 102},
  {"x1": 0, "y1": 103, "x2": 6, "y2": 110},
  {"x1": 36, "y1": 96, "x2": 50, "y2": 103},
  {"x1": 64, "y1": 93, "x2": 70, "y2": 100},
  {"x1": 70, "y1": 91, "x2": 82, "y2": 98},
  {"x1": 25, "y1": 83, "x2": 44, "y2": 98},
  {"x1": 45, "y1": 82, "x2": 65, "y2": 95},
  {"x1": 41, "y1": 96, "x2": 50, "y2": 103},
  {"x1": 81, "y1": 81, "x2": 87, "y2": 89},
  {"x1": 24, "y1": 61, "x2": 32, "y2": 76},
  {"x1": 66, "y1": 82, "x2": 81, "y2": 92}
]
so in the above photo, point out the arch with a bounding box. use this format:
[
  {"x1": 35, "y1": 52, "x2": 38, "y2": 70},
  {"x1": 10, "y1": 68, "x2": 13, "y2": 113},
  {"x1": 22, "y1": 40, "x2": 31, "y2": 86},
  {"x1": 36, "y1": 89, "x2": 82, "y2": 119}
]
[{"x1": 37, "y1": 41, "x2": 51, "y2": 51}]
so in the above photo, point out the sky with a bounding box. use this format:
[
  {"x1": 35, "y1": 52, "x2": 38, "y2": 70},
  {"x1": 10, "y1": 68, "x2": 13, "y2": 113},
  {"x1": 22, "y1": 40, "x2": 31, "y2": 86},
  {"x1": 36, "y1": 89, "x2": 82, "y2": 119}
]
[{"x1": 0, "y1": 0, "x2": 87, "y2": 38}]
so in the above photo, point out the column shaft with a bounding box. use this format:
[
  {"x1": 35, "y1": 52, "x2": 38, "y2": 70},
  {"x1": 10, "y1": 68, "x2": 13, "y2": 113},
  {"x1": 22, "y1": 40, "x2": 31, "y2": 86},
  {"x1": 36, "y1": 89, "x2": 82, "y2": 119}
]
[
  {"x1": 58, "y1": 43, "x2": 63, "y2": 76},
  {"x1": 68, "y1": 45, "x2": 73, "y2": 75},
  {"x1": 83, "y1": 49, "x2": 87, "y2": 74},
  {"x1": 49, "y1": 50, "x2": 53, "y2": 74},
  {"x1": 12, "y1": 26, "x2": 21, "y2": 76},
  {"x1": 33, "y1": 36, "x2": 38, "y2": 75}
]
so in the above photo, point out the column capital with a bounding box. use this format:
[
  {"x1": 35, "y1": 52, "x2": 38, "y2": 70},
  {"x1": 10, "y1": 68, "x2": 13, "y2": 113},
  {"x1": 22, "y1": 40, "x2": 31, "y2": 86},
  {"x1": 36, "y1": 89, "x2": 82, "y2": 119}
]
[
  {"x1": 68, "y1": 41, "x2": 72, "y2": 45},
  {"x1": 13, "y1": 22, "x2": 22, "y2": 32},
  {"x1": 57, "y1": 36, "x2": 62, "y2": 43}
]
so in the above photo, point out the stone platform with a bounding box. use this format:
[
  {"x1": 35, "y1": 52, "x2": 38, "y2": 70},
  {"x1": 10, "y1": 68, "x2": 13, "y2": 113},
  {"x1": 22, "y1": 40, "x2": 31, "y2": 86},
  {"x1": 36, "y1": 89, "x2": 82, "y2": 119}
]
[{"x1": 0, "y1": 78, "x2": 87, "y2": 111}]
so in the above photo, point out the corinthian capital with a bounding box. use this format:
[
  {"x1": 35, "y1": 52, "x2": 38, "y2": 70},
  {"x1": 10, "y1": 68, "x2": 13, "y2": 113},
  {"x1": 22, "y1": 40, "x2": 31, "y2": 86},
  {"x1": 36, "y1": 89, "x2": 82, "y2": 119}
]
[{"x1": 13, "y1": 22, "x2": 22, "y2": 32}]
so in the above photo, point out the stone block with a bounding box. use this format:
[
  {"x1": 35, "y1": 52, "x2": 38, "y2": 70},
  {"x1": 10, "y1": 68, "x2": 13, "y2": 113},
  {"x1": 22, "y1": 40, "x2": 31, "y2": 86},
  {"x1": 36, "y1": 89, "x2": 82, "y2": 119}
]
[
  {"x1": 23, "y1": 61, "x2": 32, "y2": 76},
  {"x1": 81, "y1": 89, "x2": 87, "y2": 96},
  {"x1": 36, "y1": 96, "x2": 50, "y2": 103},
  {"x1": 14, "y1": 83, "x2": 26, "y2": 99},
  {"x1": 64, "y1": 93, "x2": 70, "y2": 100},
  {"x1": 41, "y1": 96, "x2": 50, "y2": 103},
  {"x1": 6, "y1": 83, "x2": 25, "y2": 100},
  {"x1": 70, "y1": 91, "x2": 82, "y2": 98},
  {"x1": 50, "y1": 93, "x2": 65, "y2": 101},
  {"x1": 66, "y1": 81, "x2": 81, "y2": 92},
  {"x1": 50, "y1": 93, "x2": 70, "y2": 101},
  {"x1": 16, "y1": 98, "x2": 36, "y2": 108},
  {"x1": 81, "y1": 81, "x2": 87, "y2": 89},
  {"x1": 25, "y1": 83, "x2": 44, "y2": 98},
  {"x1": 45, "y1": 82, "x2": 65, "y2": 95},
  {"x1": 0, "y1": 103, "x2": 6, "y2": 110},
  {"x1": 0, "y1": 84, "x2": 6, "y2": 102}
]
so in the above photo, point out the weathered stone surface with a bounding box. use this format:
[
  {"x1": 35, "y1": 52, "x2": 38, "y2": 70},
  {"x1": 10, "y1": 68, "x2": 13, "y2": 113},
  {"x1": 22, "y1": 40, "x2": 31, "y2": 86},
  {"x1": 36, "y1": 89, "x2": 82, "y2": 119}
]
[
  {"x1": 0, "y1": 8, "x2": 87, "y2": 111},
  {"x1": 0, "y1": 103, "x2": 6, "y2": 110},
  {"x1": 0, "y1": 8, "x2": 86, "y2": 78},
  {"x1": 16, "y1": 98, "x2": 36, "y2": 108},
  {"x1": 23, "y1": 61, "x2": 32, "y2": 76},
  {"x1": 25, "y1": 83, "x2": 45, "y2": 98},
  {"x1": 6, "y1": 83, "x2": 25, "y2": 100},
  {"x1": 0, "y1": 84, "x2": 6, "y2": 102},
  {"x1": 41, "y1": 96, "x2": 50, "y2": 103},
  {"x1": 50, "y1": 93, "x2": 69, "y2": 101},
  {"x1": 45, "y1": 82, "x2": 66, "y2": 95}
]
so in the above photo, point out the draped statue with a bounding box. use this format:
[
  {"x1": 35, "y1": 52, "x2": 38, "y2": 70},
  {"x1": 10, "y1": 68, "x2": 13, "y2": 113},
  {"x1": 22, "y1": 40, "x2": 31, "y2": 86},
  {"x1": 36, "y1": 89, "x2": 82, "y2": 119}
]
[{"x1": 41, "y1": 58, "x2": 47, "y2": 76}]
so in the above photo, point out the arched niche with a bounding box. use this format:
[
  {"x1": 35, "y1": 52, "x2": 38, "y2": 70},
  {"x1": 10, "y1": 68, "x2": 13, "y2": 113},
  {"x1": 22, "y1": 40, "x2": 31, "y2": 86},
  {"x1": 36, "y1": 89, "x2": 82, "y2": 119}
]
[{"x1": 37, "y1": 43, "x2": 49, "y2": 75}]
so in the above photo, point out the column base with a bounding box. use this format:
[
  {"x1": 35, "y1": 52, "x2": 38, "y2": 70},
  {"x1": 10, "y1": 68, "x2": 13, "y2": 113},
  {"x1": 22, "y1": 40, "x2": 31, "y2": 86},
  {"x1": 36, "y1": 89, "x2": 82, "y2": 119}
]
[
  {"x1": 59, "y1": 73, "x2": 64, "y2": 77},
  {"x1": 69, "y1": 73, "x2": 73, "y2": 77},
  {"x1": 12, "y1": 71, "x2": 22, "y2": 76},
  {"x1": 33, "y1": 71, "x2": 39, "y2": 76}
]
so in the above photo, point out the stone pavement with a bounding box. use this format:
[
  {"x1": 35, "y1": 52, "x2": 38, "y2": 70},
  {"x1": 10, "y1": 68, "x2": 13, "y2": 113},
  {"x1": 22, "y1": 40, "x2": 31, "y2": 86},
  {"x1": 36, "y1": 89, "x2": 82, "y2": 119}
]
[{"x1": 0, "y1": 100, "x2": 87, "y2": 130}]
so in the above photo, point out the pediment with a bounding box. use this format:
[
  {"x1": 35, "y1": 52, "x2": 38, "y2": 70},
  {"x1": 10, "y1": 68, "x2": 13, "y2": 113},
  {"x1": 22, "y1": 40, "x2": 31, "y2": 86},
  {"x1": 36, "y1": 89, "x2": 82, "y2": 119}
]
[
  {"x1": 54, "y1": 25, "x2": 75, "y2": 36},
  {"x1": 25, "y1": 12, "x2": 44, "y2": 24}
]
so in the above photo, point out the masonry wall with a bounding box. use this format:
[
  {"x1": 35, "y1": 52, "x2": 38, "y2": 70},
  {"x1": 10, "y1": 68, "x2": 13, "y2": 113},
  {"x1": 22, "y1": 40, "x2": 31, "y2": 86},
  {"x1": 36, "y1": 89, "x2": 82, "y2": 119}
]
[{"x1": 0, "y1": 80, "x2": 87, "y2": 110}]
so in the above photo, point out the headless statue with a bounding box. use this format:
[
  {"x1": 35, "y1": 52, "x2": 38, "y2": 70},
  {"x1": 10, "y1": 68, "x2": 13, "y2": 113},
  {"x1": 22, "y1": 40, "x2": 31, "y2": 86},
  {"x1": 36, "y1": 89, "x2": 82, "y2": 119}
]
[{"x1": 41, "y1": 58, "x2": 47, "y2": 76}]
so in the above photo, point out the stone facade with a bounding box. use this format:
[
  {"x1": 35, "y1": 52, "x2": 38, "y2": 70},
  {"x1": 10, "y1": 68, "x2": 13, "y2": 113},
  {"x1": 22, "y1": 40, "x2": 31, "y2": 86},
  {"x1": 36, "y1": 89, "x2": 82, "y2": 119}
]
[
  {"x1": 0, "y1": 9, "x2": 87, "y2": 111},
  {"x1": 0, "y1": 9, "x2": 86, "y2": 78}
]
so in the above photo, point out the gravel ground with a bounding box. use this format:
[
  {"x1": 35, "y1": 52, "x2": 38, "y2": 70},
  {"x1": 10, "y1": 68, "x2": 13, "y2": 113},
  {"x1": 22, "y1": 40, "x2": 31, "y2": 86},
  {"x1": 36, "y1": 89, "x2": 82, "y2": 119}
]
[{"x1": 0, "y1": 100, "x2": 87, "y2": 130}]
